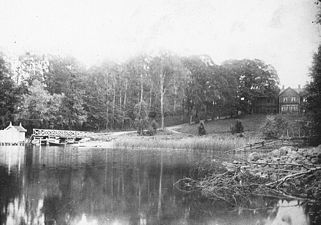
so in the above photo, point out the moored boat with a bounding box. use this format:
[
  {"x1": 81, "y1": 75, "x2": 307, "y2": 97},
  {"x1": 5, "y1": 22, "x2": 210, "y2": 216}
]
[{"x1": 48, "y1": 139, "x2": 66, "y2": 146}]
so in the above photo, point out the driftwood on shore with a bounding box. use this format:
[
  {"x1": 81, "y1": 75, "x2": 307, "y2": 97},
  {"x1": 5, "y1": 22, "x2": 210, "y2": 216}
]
[{"x1": 174, "y1": 161, "x2": 321, "y2": 206}]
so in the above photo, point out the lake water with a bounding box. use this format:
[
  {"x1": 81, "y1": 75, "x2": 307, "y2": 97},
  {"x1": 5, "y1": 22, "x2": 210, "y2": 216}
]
[{"x1": 0, "y1": 146, "x2": 317, "y2": 225}]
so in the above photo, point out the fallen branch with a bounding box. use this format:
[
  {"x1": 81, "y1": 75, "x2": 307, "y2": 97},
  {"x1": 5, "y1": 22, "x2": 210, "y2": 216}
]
[
  {"x1": 265, "y1": 166, "x2": 321, "y2": 187},
  {"x1": 173, "y1": 177, "x2": 198, "y2": 193},
  {"x1": 233, "y1": 159, "x2": 312, "y2": 170}
]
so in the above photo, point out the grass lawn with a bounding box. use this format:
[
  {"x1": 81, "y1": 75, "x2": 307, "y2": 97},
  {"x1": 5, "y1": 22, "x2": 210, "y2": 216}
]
[
  {"x1": 176, "y1": 114, "x2": 268, "y2": 136},
  {"x1": 112, "y1": 114, "x2": 306, "y2": 151},
  {"x1": 113, "y1": 114, "x2": 269, "y2": 151},
  {"x1": 114, "y1": 131, "x2": 261, "y2": 151}
]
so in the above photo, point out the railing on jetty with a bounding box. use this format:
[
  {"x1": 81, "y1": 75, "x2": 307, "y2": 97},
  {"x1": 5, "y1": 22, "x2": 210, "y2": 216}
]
[{"x1": 33, "y1": 129, "x2": 91, "y2": 139}]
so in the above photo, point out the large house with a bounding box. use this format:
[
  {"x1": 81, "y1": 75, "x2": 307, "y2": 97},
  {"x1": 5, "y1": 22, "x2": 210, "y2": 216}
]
[
  {"x1": 279, "y1": 85, "x2": 307, "y2": 114},
  {"x1": 252, "y1": 95, "x2": 278, "y2": 114},
  {"x1": 252, "y1": 85, "x2": 306, "y2": 114}
]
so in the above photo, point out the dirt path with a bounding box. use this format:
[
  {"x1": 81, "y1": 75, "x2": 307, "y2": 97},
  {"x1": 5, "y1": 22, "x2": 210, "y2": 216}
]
[{"x1": 103, "y1": 124, "x2": 186, "y2": 137}]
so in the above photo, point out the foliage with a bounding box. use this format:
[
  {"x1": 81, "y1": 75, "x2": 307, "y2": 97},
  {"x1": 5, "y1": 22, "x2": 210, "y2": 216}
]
[
  {"x1": 0, "y1": 54, "x2": 19, "y2": 129},
  {"x1": 15, "y1": 52, "x2": 49, "y2": 85},
  {"x1": 306, "y1": 45, "x2": 321, "y2": 145},
  {"x1": 260, "y1": 115, "x2": 288, "y2": 139},
  {"x1": 315, "y1": 0, "x2": 321, "y2": 24},
  {"x1": 0, "y1": 50, "x2": 281, "y2": 132},
  {"x1": 150, "y1": 119, "x2": 158, "y2": 133},
  {"x1": 150, "y1": 53, "x2": 187, "y2": 129},
  {"x1": 19, "y1": 80, "x2": 64, "y2": 129},
  {"x1": 231, "y1": 119, "x2": 244, "y2": 134},
  {"x1": 183, "y1": 56, "x2": 235, "y2": 121},
  {"x1": 223, "y1": 59, "x2": 280, "y2": 114},
  {"x1": 133, "y1": 100, "x2": 149, "y2": 135},
  {"x1": 198, "y1": 121, "x2": 206, "y2": 136}
]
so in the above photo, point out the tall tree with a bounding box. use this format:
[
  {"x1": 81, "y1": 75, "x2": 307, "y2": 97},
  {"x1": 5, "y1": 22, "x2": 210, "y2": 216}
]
[
  {"x1": 15, "y1": 52, "x2": 49, "y2": 85},
  {"x1": 126, "y1": 55, "x2": 151, "y2": 116},
  {"x1": 0, "y1": 54, "x2": 18, "y2": 128},
  {"x1": 150, "y1": 53, "x2": 185, "y2": 129},
  {"x1": 84, "y1": 65, "x2": 110, "y2": 130},
  {"x1": 183, "y1": 56, "x2": 211, "y2": 122},
  {"x1": 44, "y1": 56, "x2": 87, "y2": 129},
  {"x1": 306, "y1": 45, "x2": 321, "y2": 145},
  {"x1": 19, "y1": 80, "x2": 63, "y2": 129},
  {"x1": 223, "y1": 59, "x2": 279, "y2": 114}
]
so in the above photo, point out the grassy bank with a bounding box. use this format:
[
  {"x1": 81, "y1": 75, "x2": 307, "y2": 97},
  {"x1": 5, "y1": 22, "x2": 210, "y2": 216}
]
[
  {"x1": 113, "y1": 130, "x2": 260, "y2": 151},
  {"x1": 176, "y1": 114, "x2": 268, "y2": 135},
  {"x1": 111, "y1": 114, "x2": 307, "y2": 151}
]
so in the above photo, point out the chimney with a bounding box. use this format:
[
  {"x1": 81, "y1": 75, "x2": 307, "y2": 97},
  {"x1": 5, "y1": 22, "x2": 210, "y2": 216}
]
[
  {"x1": 19, "y1": 122, "x2": 22, "y2": 127},
  {"x1": 298, "y1": 84, "x2": 301, "y2": 89},
  {"x1": 282, "y1": 85, "x2": 284, "y2": 90},
  {"x1": 9, "y1": 121, "x2": 12, "y2": 126}
]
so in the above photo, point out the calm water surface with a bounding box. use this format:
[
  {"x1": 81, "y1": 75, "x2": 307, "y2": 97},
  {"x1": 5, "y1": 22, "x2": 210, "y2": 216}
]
[{"x1": 0, "y1": 146, "x2": 314, "y2": 225}]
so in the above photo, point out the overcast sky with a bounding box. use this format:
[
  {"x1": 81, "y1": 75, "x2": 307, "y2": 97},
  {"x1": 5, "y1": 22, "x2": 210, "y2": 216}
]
[{"x1": 0, "y1": 0, "x2": 320, "y2": 87}]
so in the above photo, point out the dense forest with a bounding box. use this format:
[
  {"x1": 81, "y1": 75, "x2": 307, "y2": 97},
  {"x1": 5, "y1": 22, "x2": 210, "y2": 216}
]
[{"x1": 0, "y1": 51, "x2": 280, "y2": 132}]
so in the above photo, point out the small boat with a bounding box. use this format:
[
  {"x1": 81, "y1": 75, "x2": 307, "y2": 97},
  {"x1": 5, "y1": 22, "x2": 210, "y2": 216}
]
[
  {"x1": 66, "y1": 138, "x2": 77, "y2": 144},
  {"x1": 31, "y1": 139, "x2": 41, "y2": 146},
  {"x1": 48, "y1": 139, "x2": 66, "y2": 146}
]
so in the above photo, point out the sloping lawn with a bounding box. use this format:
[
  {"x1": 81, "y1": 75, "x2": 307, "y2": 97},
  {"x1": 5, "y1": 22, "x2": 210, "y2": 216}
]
[{"x1": 175, "y1": 114, "x2": 268, "y2": 136}]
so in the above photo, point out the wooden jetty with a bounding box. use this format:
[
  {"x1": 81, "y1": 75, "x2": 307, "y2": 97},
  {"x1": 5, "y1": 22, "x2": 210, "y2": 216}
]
[{"x1": 31, "y1": 129, "x2": 91, "y2": 146}]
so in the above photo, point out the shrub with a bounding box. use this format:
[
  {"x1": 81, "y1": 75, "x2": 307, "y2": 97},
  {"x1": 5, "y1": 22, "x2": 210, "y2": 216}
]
[
  {"x1": 151, "y1": 119, "x2": 158, "y2": 134},
  {"x1": 261, "y1": 115, "x2": 288, "y2": 139},
  {"x1": 231, "y1": 119, "x2": 244, "y2": 134},
  {"x1": 198, "y1": 120, "x2": 206, "y2": 136}
]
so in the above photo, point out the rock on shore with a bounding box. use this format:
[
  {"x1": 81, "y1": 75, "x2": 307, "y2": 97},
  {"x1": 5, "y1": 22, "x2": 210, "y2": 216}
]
[{"x1": 248, "y1": 145, "x2": 321, "y2": 166}]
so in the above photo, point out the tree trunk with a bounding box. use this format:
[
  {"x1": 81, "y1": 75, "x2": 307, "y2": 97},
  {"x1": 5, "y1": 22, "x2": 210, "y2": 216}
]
[
  {"x1": 204, "y1": 104, "x2": 208, "y2": 121},
  {"x1": 173, "y1": 84, "x2": 177, "y2": 113},
  {"x1": 106, "y1": 78, "x2": 109, "y2": 130},
  {"x1": 119, "y1": 89, "x2": 122, "y2": 129},
  {"x1": 139, "y1": 73, "x2": 143, "y2": 116},
  {"x1": 160, "y1": 75, "x2": 165, "y2": 129},
  {"x1": 149, "y1": 87, "x2": 152, "y2": 111},
  {"x1": 123, "y1": 79, "x2": 128, "y2": 129},
  {"x1": 124, "y1": 79, "x2": 128, "y2": 108},
  {"x1": 112, "y1": 74, "x2": 116, "y2": 129}
]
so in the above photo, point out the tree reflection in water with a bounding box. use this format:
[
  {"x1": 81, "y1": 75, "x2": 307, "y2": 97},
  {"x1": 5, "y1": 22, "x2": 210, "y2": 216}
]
[{"x1": 0, "y1": 146, "x2": 319, "y2": 225}]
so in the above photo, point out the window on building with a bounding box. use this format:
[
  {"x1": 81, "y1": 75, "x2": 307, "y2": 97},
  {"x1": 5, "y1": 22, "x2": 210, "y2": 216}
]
[
  {"x1": 281, "y1": 104, "x2": 298, "y2": 112},
  {"x1": 291, "y1": 97, "x2": 296, "y2": 102}
]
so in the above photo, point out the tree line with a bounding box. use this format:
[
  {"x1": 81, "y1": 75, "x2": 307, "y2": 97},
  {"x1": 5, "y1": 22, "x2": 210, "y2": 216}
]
[
  {"x1": 0, "y1": 51, "x2": 280, "y2": 132},
  {"x1": 306, "y1": 0, "x2": 321, "y2": 145}
]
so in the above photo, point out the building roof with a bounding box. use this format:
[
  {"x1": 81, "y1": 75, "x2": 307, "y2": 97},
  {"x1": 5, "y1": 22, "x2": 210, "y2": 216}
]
[
  {"x1": 4, "y1": 122, "x2": 27, "y2": 132},
  {"x1": 279, "y1": 86, "x2": 306, "y2": 96},
  {"x1": 13, "y1": 126, "x2": 27, "y2": 132}
]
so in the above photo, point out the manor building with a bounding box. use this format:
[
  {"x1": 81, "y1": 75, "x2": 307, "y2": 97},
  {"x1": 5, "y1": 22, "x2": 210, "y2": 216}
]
[
  {"x1": 252, "y1": 85, "x2": 306, "y2": 114},
  {"x1": 278, "y1": 85, "x2": 307, "y2": 114}
]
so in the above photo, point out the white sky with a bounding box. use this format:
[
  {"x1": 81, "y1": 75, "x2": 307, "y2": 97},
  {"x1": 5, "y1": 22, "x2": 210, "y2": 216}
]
[{"x1": 0, "y1": 0, "x2": 320, "y2": 87}]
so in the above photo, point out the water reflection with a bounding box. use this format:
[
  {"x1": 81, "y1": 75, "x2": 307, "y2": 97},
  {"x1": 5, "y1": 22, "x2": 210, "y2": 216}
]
[{"x1": 0, "y1": 146, "x2": 316, "y2": 225}]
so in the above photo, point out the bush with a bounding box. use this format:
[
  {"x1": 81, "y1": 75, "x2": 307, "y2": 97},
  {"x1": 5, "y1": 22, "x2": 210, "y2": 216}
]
[
  {"x1": 231, "y1": 119, "x2": 244, "y2": 134},
  {"x1": 198, "y1": 120, "x2": 206, "y2": 136},
  {"x1": 261, "y1": 115, "x2": 288, "y2": 139},
  {"x1": 150, "y1": 119, "x2": 158, "y2": 134}
]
